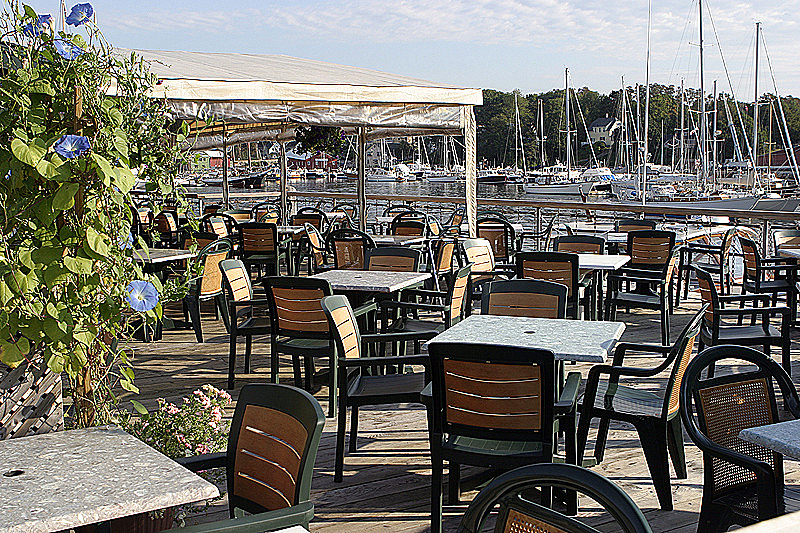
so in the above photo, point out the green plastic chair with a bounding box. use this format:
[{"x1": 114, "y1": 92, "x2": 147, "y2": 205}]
[
  {"x1": 174, "y1": 383, "x2": 324, "y2": 532},
  {"x1": 183, "y1": 239, "x2": 231, "y2": 343}
]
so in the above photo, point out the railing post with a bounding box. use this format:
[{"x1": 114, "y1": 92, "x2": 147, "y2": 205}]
[
  {"x1": 762, "y1": 219, "x2": 770, "y2": 254},
  {"x1": 535, "y1": 207, "x2": 542, "y2": 251}
]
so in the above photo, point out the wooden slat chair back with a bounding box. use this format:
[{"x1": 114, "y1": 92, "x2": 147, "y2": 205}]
[
  {"x1": 516, "y1": 253, "x2": 578, "y2": 295},
  {"x1": 681, "y1": 345, "x2": 800, "y2": 530},
  {"x1": 327, "y1": 229, "x2": 375, "y2": 270},
  {"x1": 616, "y1": 218, "x2": 657, "y2": 232},
  {"x1": 183, "y1": 231, "x2": 219, "y2": 252},
  {"x1": 224, "y1": 209, "x2": 251, "y2": 222},
  {"x1": 457, "y1": 463, "x2": 654, "y2": 533},
  {"x1": 182, "y1": 242, "x2": 232, "y2": 343},
  {"x1": 137, "y1": 207, "x2": 153, "y2": 227},
  {"x1": 333, "y1": 202, "x2": 357, "y2": 219},
  {"x1": 209, "y1": 217, "x2": 229, "y2": 238},
  {"x1": 240, "y1": 223, "x2": 278, "y2": 255},
  {"x1": 366, "y1": 247, "x2": 421, "y2": 272},
  {"x1": 447, "y1": 207, "x2": 464, "y2": 228},
  {"x1": 203, "y1": 204, "x2": 221, "y2": 215},
  {"x1": 627, "y1": 230, "x2": 676, "y2": 268},
  {"x1": 435, "y1": 240, "x2": 456, "y2": 273},
  {"x1": 293, "y1": 207, "x2": 330, "y2": 234},
  {"x1": 266, "y1": 277, "x2": 332, "y2": 338},
  {"x1": 199, "y1": 248, "x2": 230, "y2": 297},
  {"x1": 446, "y1": 264, "x2": 472, "y2": 327},
  {"x1": 773, "y1": 229, "x2": 800, "y2": 254},
  {"x1": 303, "y1": 223, "x2": 327, "y2": 269},
  {"x1": 481, "y1": 279, "x2": 568, "y2": 319},
  {"x1": 225, "y1": 383, "x2": 324, "y2": 517},
  {"x1": 554, "y1": 235, "x2": 606, "y2": 254},
  {"x1": 477, "y1": 217, "x2": 516, "y2": 263},
  {"x1": 429, "y1": 342, "x2": 555, "y2": 443},
  {"x1": 461, "y1": 238, "x2": 497, "y2": 284},
  {"x1": 392, "y1": 220, "x2": 427, "y2": 236},
  {"x1": 695, "y1": 268, "x2": 720, "y2": 324},
  {"x1": 220, "y1": 259, "x2": 255, "y2": 303},
  {"x1": 291, "y1": 215, "x2": 324, "y2": 241},
  {"x1": 428, "y1": 218, "x2": 442, "y2": 237},
  {"x1": 321, "y1": 295, "x2": 362, "y2": 360},
  {"x1": 258, "y1": 211, "x2": 280, "y2": 224},
  {"x1": 153, "y1": 211, "x2": 177, "y2": 233},
  {"x1": 740, "y1": 236, "x2": 761, "y2": 283},
  {"x1": 251, "y1": 202, "x2": 280, "y2": 224}
]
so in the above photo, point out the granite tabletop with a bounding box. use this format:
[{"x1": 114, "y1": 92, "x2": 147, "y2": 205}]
[
  {"x1": 277, "y1": 225, "x2": 304, "y2": 235},
  {"x1": 778, "y1": 248, "x2": 800, "y2": 259},
  {"x1": 134, "y1": 248, "x2": 196, "y2": 264},
  {"x1": 426, "y1": 314, "x2": 625, "y2": 362},
  {"x1": 739, "y1": 418, "x2": 800, "y2": 460},
  {"x1": 311, "y1": 270, "x2": 431, "y2": 293},
  {"x1": 370, "y1": 235, "x2": 427, "y2": 246},
  {"x1": 577, "y1": 254, "x2": 630, "y2": 270},
  {"x1": 0, "y1": 426, "x2": 220, "y2": 533}
]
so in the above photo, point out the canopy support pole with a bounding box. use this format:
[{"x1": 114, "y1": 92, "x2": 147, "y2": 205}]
[
  {"x1": 279, "y1": 141, "x2": 288, "y2": 223},
  {"x1": 221, "y1": 121, "x2": 230, "y2": 208},
  {"x1": 357, "y1": 127, "x2": 367, "y2": 232},
  {"x1": 465, "y1": 106, "x2": 477, "y2": 237}
]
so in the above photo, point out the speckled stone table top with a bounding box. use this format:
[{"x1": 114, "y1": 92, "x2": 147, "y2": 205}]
[
  {"x1": 426, "y1": 314, "x2": 625, "y2": 362},
  {"x1": 311, "y1": 270, "x2": 431, "y2": 293},
  {"x1": 0, "y1": 426, "x2": 220, "y2": 533},
  {"x1": 370, "y1": 235, "x2": 427, "y2": 246},
  {"x1": 739, "y1": 419, "x2": 800, "y2": 460},
  {"x1": 577, "y1": 254, "x2": 630, "y2": 270},
  {"x1": 134, "y1": 248, "x2": 196, "y2": 264},
  {"x1": 778, "y1": 248, "x2": 800, "y2": 259}
]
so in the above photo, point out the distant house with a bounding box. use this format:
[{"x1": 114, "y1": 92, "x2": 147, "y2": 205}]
[
  {"x1": 588, "y1": 115, "x2": 621, "y2": 146},
  {"x1": 191, "y1": 150, "x2": 226, "y2": 169}
]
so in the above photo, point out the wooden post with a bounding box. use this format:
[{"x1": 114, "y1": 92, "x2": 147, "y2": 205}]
[
  {"x1": 357, "y1": 128, "x2": 367, "y2": 232},
  {"x1": 222, "y1": 122, "x2": 230, "y2": 208}
]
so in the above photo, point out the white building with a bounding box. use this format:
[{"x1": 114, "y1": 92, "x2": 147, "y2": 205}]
[{"x1": 588, "y1": 115, "x2": 621, "y2": 146}]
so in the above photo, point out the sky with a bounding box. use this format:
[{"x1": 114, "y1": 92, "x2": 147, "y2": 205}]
[{"x1": 22, "y1": 0, "x2": 800, "y2": 98}]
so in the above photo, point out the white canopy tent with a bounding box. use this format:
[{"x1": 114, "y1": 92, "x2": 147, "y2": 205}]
[{"x1": 119, "y1": 49, "x2": 482, "y2": 234}]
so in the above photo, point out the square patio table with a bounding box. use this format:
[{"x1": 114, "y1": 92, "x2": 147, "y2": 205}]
[
  {"x1": 577, "y1": 253, "x2": 630, "y2": 270},
  {"x1": 426, "y1": 314, "x2": 625, "y2": 363},
  {"x1": 134, "y1": 248, "x2": 196, "y2": 265},
  {"x1": 310, "y1": 270, "x2": 430, "y2": 293},
  {"x1": 0, "y1": 426, "x2": 219, "y2": 533},
  {"x1": 739, "y1": 418, "x2": 800, "y2": 460},
  {"x1": 778, "y1": 248, "x2": 800, "y2": 259}
]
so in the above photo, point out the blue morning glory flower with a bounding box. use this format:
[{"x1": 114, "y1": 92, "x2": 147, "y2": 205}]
[
  {"x1": 126, "y1": 280, "x2": 159, "y2": 312},
  {"x1": 23, "y1": 14, "x2": 52, "y2": 38},
  {"x1": 53, "y1": 135, "x2": 91, "y2": 159},
  {"x1": 65, "y1": 3, "x2": 93, "y2": 26},
  {"x1": 54, "y1": 39, "x2": 83, "y2": 60},
  {"x1": 118, "y1": 231, "x2": 134, "y2": 249}
]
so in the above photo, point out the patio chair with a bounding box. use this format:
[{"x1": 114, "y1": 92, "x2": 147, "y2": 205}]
[
  {"x1": 740, "y1": 236, "x2": 797, "y2": 312},
  {"x1": 554, "y1": 234, "x2": 606, "y2": 254},
  {"x1": 390, "y1": 210, "x2": 428, "y2": 236},
  {"x1": 680, "y1": 345, "x2": 800, "y2": 532},
  {"x1": 457, "y1": 463, "x2": 653, "y2": 533},
  {"x1": 477, "y1": 216, "x2": 517, "y2": 266},
  {"x1": 515, "y1": 251, "x2": 587, "y2": 319},
  {"x1": 296, "y1": 223, "x2": 335, "y2": 275},
  {"x1": 426, "y1": 341, "x2": 581, "y2": 533},
  {"x1": 183, "y1": 240, "x2": 231, "y2": 343},
  {"x1": 695, "y1": 266, "x2": 792, "y2": 375},
  {"x1": 327, "y1": 228, "x2": 376, "y2": 270},
  {"x1": 442, "y1": 206, "x2": 465, "y2": 235},
  {"x1": 675, "y1": 227, "x2": 737, "y2": 306},
  {"x1": 238, "y1": 222, "x2": 288, "y2": 280},
  {"x1": 180, "y1": 230, "x2": 219, "y2": 252},
  {"x1": 251, "y1": 200, "x2": 281, "y2": 224},
  {"x1": 291, "y1": 206, "x2": 330, "y2": 235},
  {"x1": 576, "y1": 306, "x2": 705, "y2": 511},
  {"x1": 425, "y1": 238, "x2": 457, "y2": 292},
  {"x1": 200, "y1": 213, "x2": 240, "y2": 241},
  {"x1": 605, "y1": 231, "x2": 678, "y2": 344},
  {"x1": 265, "y1": 276, "x2": 347, "y2": 417},
  {"x1": 615, "y1": 218, "x2": 657, "y2": 232},
  {"x1": 222, "y1": 208, "x2": 251, "y2": 222},
  {"x1": 321, "y1": 295, "x2": 431, "y2": 482},
  {"x1": 461, "y1": 238, "x2": 512, "y2": 308},
  {"x1": 332, "y1": 201, "x2": 358, "y2": 219},
  {"x1": 152, "y1": 210, "x2": 180, "y2": 248},
  {"x1": 219, "y1": 259, "x2": 271, "y2": 389},
  {"x1": 366, "y1": 246, "x2": 421, "y2": 272},
  {"x1": 175, "y1": 383, "x2": 324, "y2": 531},
  {"x1": 481, "y1": 279, "x2": 568, "y2": 319}
]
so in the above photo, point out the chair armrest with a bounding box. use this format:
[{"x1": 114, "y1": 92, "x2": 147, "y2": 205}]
[
  {"x1": 377, "y1": 300, "x2": 446, "y2": 312},
  {"x1": 229, "y1": 298, "x2": 269, "y2": 307},
  {"x1": 685, "y1": 243, "x2": 720, "y2": 253},
  {"x1": 612, "y1": 342, "x2": 671, "y2": 365},
  {"x1": 175, "y1": 452, "x2": 227, "y2": 472},
  {"x1": 718, "y1": 294, "x2": 771, "y2": 304},
  {"x1": 717, "y1": 306, "x2": 791, "y2": 317},
  {"x1": 402, "y1": 288, "x2": 447, "y2": 299},
  {"x1": 171, "y1": 501, "x2": 314, "y2": 533},
  {"x1": 353, "y1": 301, "x2": 377, "y2": 317},
  {"x1": 610, "y1": 274, "x2": 667, "y2": 284},
  {"x1": 587, "y1": 363, "x2": 667, "y2": 381},
  {"x1": 554, "y1": 372, "x2": 581, "y2": 416}
]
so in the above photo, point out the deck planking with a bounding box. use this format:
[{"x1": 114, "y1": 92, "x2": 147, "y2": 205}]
[{"x1": 120, "y1": 287, "x2": 800, "y2": 532}]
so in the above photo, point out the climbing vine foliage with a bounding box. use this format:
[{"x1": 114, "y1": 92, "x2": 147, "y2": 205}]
[{"x1": 0, "y1": 2, "x2": 188, "y2": 426}]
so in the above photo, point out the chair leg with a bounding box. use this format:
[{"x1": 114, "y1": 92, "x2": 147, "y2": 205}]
[
  {"x1": 349, "y1": 405, "x2": 359, "y2": 452},
  {"x1": 291, "y1": 355, "x2": 302, "y2": 387},
  {"x1": 186, "y1": 296, "x2": 203, "y2": 343},
  {"x1": 448, "y1": 462, "x2": 461, "y2": 504},
  {"x1": 666, "y1": 416, "x2": 687, "y2": 479},
  {"x1": 594, "y1": 417, "x2": 611, "y2": 464},
  {"x1": 636, "y1": 420, "x2": 674, "y2": 511},
  {"x1": 227, "y1": 331, "x2": 237, "y2": 390},
  {"x1": 334, "y1": 399, "x2": 347, "y2": 483},
  {"x1": 782, "y1": 339, "x2": 792, "y2": 376},
  {"x1": 576, "y1": 409, "x2": 592, "y2": 466},
  {"x1": 244, "y1": 335, "x2": 252, "y2": 375},
  {"x1": 430, "y1": 450, "x2": 444, "y2": 533},
  {"x1": 328, "y1": 354, "x2": 337, "y2": 418}
]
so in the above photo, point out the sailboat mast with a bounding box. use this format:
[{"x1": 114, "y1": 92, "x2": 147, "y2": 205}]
[
  {"x1": 514, "y1": 94, "x2": 519, "y2": 171},
  {"x1": 620, "y1": 77, "x2": 627, "y2": 170},
  {"x1": 539, "y1": 99, "x2": 545, "y2": 169},
  {"x1": 712, "y1": 80, "x2": 718, "y2": 188},
  {"x1": 642, "y1": 0, "x2": 651, "y2": 205},
  {"x1": 752, "y1": 22, "x2": 761, "y2": 184},
  {"x1": 699, "y1": 0, "x2": 708, "y2": 188},
  {"x1": 565, "y1": 68, "x2": 571, "y2": 179},
  {"x1": 680, "y1": 80, "x2": 685, "y2": 174}
]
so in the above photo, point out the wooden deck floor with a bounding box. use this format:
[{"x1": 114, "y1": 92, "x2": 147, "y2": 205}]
[{"x1": 121, "y1": 288, "x2": 800, "y2": 532}]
